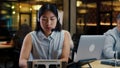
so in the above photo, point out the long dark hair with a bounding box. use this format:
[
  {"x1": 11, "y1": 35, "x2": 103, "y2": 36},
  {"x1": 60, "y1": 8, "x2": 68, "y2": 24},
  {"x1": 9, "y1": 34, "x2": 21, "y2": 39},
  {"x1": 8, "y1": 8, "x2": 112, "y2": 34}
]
[{"x1": 35, "y1": 4, "x2": 62, "y2": 32}]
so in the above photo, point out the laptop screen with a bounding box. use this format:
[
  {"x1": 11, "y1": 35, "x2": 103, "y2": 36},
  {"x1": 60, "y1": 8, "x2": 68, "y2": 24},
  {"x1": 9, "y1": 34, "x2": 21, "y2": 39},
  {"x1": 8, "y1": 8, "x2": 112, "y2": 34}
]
[{"x1": 74, "y1": 35, "x2": 105, "y2": 62}]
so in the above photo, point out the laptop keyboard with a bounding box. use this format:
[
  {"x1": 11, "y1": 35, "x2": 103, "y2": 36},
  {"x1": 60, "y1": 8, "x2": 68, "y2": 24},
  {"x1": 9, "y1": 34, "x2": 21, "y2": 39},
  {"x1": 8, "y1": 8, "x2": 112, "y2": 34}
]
[{"x1": 101, "y1": 59, "x2": 120, "y2": 66}]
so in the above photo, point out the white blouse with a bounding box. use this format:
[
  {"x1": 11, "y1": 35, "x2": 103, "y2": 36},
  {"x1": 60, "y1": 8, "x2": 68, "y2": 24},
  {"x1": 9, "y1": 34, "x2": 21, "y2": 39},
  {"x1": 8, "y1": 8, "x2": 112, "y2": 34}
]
[{"x1": 29, "y1": 30, "x2": 64, "y2": 60}]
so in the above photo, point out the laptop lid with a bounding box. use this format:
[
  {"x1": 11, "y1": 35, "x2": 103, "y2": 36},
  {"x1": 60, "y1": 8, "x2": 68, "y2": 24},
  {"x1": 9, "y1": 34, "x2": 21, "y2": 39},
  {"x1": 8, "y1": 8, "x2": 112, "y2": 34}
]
[{"x1": 74, "y1": 35, "x2": 105, "y2": 62}]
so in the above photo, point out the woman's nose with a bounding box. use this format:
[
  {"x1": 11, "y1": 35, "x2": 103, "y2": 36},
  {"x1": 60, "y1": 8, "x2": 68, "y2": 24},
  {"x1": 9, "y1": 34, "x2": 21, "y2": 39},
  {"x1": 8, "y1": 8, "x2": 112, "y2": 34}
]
[{"x1": 46, "y1": 19, "x2": 51, "y2": 25}]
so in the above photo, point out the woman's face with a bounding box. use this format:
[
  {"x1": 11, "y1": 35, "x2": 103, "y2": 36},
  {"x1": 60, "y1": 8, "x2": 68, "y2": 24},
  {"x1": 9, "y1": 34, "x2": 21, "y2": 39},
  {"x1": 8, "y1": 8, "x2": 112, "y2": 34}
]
[{"x1": 40, "y1": 10, "x2": 57, "y2": 34}]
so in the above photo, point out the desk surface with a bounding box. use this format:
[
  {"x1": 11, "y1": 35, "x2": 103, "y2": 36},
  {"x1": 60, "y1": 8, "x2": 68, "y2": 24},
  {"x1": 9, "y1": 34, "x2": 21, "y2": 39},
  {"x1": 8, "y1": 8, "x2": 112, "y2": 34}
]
[
  {"x1": 0, "y1": 41, "x2": 13, "y2": 48},
  {"x1": 82, "y1": 60, "x2": 120, "y2": 68}
]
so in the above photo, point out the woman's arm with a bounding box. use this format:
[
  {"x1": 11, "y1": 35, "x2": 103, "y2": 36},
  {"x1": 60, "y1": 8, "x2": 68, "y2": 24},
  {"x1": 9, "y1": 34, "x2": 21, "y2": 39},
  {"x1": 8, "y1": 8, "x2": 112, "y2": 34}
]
[
  {"x1": 60, "y1": 31, "x2": 71, "y2": 62},
  {"x1": 19, "y1": 33, "x2": 32, "y2": 68}
]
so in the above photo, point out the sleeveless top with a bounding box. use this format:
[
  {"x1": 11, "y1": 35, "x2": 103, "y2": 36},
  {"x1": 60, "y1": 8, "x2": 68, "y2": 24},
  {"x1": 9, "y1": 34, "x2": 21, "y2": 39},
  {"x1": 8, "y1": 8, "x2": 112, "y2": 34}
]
[{"x1": 29, "y1": 30, "x2": 64, "y2": 60}]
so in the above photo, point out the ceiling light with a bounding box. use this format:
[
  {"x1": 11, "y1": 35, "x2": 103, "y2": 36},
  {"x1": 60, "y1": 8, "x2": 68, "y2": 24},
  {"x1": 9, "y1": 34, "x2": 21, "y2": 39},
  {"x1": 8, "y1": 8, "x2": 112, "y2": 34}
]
[
  {"x1": 11, "y1": 6, "x2": 15, "y2": 9},
  {"x1": 77, "y1": 1, "x2": 82, "y2": 7},
  {"x1": 1, "y1": 10, "x2": 7, "y2": 14},
  {"x1": 78, "y1": 9, "x2": 87, "y2": 14},
  {"x1": 30, "y1": 8, "x2": 32, "y2": 11},
  {"x1": 12, "y1": 11, "x2": 16, "y2": 14},
  {"x1": 32, "y1": 5, "x2": 42, "y2": 10},
  {"x1": 19, "y1": 5, "x2": 22, "y2": 8}
]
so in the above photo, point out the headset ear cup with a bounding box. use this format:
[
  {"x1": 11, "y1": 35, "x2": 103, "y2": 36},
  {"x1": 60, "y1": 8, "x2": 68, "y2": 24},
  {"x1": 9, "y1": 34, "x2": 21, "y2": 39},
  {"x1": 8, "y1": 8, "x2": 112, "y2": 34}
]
[
  {"x1": 58, "y1": 18, "x2": 61, "y2": 24},
  {"x1": 37, "y1": 18, "x2": 39, "y2": 22},
  {"x1": 37, "y1": 11, "x2": 40, "y2": 22}
]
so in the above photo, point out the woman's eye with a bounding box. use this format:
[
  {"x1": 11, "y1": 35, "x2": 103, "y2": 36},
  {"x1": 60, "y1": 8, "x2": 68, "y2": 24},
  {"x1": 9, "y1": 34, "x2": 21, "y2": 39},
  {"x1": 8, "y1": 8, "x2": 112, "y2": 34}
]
[
  {"x1": 51, "y1": 19, "x2": 54, "y2": 20},
  {"x1": 42, "y1": 18, "x2": 47, "y2": 21}
]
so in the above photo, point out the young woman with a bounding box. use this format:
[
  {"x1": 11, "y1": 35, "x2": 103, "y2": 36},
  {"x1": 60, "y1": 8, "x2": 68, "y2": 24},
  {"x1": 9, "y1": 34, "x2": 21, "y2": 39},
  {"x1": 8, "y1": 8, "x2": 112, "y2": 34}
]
[{"x1": 19, "y1": 4, "x2": 71, "y2": 68}]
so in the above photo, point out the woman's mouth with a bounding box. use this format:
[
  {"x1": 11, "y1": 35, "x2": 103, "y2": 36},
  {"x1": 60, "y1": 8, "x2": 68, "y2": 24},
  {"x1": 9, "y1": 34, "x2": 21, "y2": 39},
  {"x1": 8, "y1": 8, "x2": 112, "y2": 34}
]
[{"x1": 46, "y1": 27, "x2": 51, "y2": 30}]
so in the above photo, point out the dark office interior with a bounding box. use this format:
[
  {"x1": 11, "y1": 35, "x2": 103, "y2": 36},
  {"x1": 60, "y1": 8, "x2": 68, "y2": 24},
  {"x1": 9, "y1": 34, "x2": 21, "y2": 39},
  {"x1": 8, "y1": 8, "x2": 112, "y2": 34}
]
[{"x1": 0, "y1": 0, "x2": 120, "y2": 68}]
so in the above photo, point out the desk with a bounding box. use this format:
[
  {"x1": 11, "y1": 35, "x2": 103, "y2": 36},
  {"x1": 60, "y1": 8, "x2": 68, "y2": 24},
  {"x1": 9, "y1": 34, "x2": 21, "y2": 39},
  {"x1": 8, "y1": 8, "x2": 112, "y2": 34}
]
[
  {"x1": 0, "y1": 44, "x2": 13, "y2": 48},
  {"x1": 0, "y1": 41, "x2": 14, "y2": 68},
  {"x1": 0, "y1": 41, "x2": 13, "y2": 48},
  {"x1": 82, "y1": 60, "x2": 120, "y2": 68}
]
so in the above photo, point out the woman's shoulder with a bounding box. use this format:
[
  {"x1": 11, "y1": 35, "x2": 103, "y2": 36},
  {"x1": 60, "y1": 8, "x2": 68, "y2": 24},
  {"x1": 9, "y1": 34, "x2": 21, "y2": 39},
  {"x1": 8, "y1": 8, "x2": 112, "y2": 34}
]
[
  {"x1": 29, "y1": 31, "x2": 36, "y2": 34},
  {"x1": 54, "y1": 30, "x2": 70, "y2": 37},
  {"x1": 24, "y1": 31, "x2": 36, "y2": 38},
  {"x1": 62, "y1": 30, "x2": 71, "y2": 36}
]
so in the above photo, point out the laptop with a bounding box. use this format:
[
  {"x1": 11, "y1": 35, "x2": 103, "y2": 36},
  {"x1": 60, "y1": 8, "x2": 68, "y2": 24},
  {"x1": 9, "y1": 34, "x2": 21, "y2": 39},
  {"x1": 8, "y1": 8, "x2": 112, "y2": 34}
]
[
  {"x1": 27, "y1": 59, "x2": 67, "y2": 68},
  {"x1": 73, "y1": 35, "x2": 105, "y2": 64}
]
